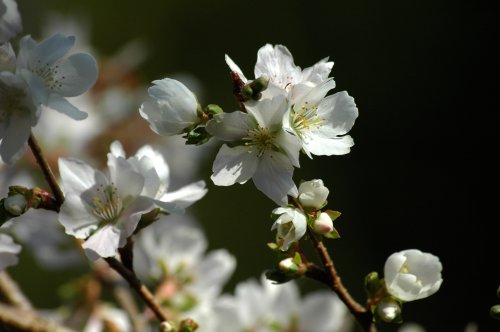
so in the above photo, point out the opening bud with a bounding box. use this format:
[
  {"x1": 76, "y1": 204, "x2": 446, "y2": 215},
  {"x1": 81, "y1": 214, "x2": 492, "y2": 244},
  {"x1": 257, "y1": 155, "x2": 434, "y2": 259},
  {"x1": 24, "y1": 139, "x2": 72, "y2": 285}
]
[
  {"x1": 3, "y1": 194, "x2": 27, "y2": 216},
  {"x1": 376, "y1": 297, "x2": 402, "y2": 323},
  {"x1": 312, "y1": 212, "x2": 334, "y2": 234},
  {"x1": 298, "y1": 179, "x2": 329, "y2": 211}
]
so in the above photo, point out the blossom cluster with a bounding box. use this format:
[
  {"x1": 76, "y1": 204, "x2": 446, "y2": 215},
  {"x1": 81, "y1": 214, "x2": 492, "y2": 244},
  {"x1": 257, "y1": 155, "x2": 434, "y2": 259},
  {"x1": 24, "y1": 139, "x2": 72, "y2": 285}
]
[{"x1": 140, "y1": 43, "x2": 359, "y2": 205}]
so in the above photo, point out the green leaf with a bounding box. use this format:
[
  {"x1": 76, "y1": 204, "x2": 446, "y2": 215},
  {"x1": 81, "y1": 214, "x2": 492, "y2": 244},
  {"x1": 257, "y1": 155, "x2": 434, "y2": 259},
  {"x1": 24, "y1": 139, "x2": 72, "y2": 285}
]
[
  {"x1": 324, "y1": 210, "x2": 341, "y2": 222},
  {"x1": 323, "y1": 226, "x2": 341, "y2": 239}
]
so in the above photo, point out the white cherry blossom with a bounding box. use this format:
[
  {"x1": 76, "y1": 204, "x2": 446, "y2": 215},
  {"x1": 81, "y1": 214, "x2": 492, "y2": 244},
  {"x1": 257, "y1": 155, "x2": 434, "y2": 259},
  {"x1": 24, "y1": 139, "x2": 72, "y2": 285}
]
[
  {"x1": 206, "y1": 95, "x2": 301, "y2": 205},
  {"x1": 0, "y1": 0, "x2": 22, "y2": 44},
  {"x1": 15, "y1": 33, "x2": 98, "y2": 120},
  {"x1": 384, "y1": 249, "x2": 443, "y2": 302},
  {"x1": 298, "y1": 179, "x2": 329, "y2": 210},
  {"x1": 58, "y1": 156, "x2": 155, "y2": 260}
]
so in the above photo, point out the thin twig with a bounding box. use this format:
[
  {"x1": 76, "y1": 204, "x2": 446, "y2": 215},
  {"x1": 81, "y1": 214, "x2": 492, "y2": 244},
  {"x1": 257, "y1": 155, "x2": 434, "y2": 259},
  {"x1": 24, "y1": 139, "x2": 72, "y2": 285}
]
[
  {"x1": 0, "y1": 303, "x2": 75, "y2": 332},
  {"x1": 0, "y1": 271, "x2": 33, "y2": 310},
  {"x1": 28, "y1": 133, "x2": 65, "y2": 206},
  {"x1": 104, "y1": 257, "x2": 168, "y2": 323}
]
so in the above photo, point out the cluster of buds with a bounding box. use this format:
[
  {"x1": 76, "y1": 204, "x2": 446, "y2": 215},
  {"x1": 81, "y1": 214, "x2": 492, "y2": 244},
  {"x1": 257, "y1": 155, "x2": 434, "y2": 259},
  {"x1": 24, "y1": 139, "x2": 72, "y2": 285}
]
[{"x1": 1, "y1": 186, "x2": 58, "y2": 225}]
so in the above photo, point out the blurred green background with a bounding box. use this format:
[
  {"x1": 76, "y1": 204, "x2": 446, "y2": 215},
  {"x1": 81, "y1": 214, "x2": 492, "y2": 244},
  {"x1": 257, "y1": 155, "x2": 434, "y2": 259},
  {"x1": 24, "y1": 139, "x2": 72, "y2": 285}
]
[{"x1": 10, "y1": 0, "x2": 497, "y2": 331}]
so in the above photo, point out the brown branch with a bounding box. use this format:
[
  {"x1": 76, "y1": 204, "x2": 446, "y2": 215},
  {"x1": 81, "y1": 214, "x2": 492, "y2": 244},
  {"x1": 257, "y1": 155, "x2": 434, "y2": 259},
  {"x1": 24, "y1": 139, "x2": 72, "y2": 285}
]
[
  {"x1": 28, "y1": 133, "x2": 65, "y2": 206},
  {"x1": 288, "y1": 196, "x2": 375, "y2": 332},
  {"x1": 0, "y1": 303, "x2": 76, "y2": 332},
  {"x1": 104, "y1": 257, "x2": 168, "y2": 323},
  {"x1": 0, "y1": 271, "x2": 32, "y2": 310}
]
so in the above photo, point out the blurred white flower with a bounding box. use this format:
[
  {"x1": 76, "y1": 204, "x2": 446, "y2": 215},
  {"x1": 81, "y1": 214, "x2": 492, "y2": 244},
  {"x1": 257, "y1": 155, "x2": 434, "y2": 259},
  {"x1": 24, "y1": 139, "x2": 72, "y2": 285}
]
[
  {"x1": 384, "y1": 249, "x2": 443, "y2": 302},
  {"x1": 16, "y1": 33, "x2": 97, "y2": 120},
  {"x1": 58, "y1": 156, "x2": 155, "y2": 260},
  {"x1": 298, "y1": 179, "x2": 329, "y2": 210},
  {"x1": 134, "y1": 216, "x2": 236, "y2": 325},
  {"x1": 10, "y1": 209, "x2": 83, "y2": 269},
  {"x1": 0, "y1": 0, "x2": 21, "y2": 44},
  {"x1": 139, "y1": 78, "x2": 200, "y2": 136},
  {"x1": 82, "y1": 304, "x2": 131, "y2": 332},
  {"x1": 206, "y1": 94, "x2": 301, "y2": 205},
  {"x1": 0, "y1": 232, "x2": 21, "y2": 270},
  {"x1": 271, "y1": 207, "x2": 307, "y2": 250},
  {"x1": 109, "y1": 140, "x2": 207, "y2": 213},
  {"x1": 213, "y1": 276, "x2": 348, "y2": 332},
  {"x1": 0, "y1": 71, "x2": 39, "y2": 163}
]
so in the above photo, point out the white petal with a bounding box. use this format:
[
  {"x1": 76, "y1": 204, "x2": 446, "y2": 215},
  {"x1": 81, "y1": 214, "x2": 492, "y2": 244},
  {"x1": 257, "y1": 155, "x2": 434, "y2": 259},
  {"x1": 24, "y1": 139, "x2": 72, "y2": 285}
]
[
  {"x1": 275, "y1": 130, "x2": 302, "y2": 167},
  {"x1": 47, "y1": 93, "x2": 88, "y2": 120},
  {"x1": 211, "y1": 145, "x2": 258, "y2": 186},
  {"x1": 82, "y1": 224, "x2": 120, "y2": 259},
  {"x1": 191, "y1": 249, "x2": 236, "y2": 298},
  {"x1": 29, "y1": 33, "x2": 75, "y2": 67},
  {"x1": 58, "y1": 193, "x2": 99, "y2": 238},
  {"x1": 299, "y1": 292, "x2": 347, "y2": 332},
  {"x1": 304, "y1": 134, "x2": 354, "y2": 156},
  {"x1": 384, "y1": 252, "x2": 406, "y2": 287},
  {"x1": 254, "y1": 44, "x2": 301, "y2": 89},
  {"x1": 109, "y1": 140, "x2": 125, "y2": 158},
  {"x1": 0, "y1": 113, "x2": 31, "y2": 164},
  {"x1": 300, "y1": 57, "x2": 334, "y2": 84},
  {"x1": 108, "y1": 156, "x2": 145, "y2": 200},
  {"x1": 0, "y1": 233, "x2": 21, "y2": 270},
  {"x1": 160, "y1": 180, "x2": 207, "y2": 209},
  {"x1": 0, "y1": 0, "x2": 22, "y2": 44},
  {"x1": 295, "y1": 79, "x2": 336, "y2": 107},
  {"x1": 58, "y1": 157, "x2": 101, "y2": 194},
  {"x1": 245, "y1": 94, "x2": 288, "y2": 129},
  {"x1": 205, "y1": 111, "x2": 255, "y2": 141},
  {"x1": 52, "y1": 53, "x2": 98, "y2": 97},
  {"x1": 252, "y1": 151, "x2": 297, "y2": 205},
  {"x1": 135, "y1": 145, "x2": 170, "y2": 183},
  {"x1": 225, "y1": 54, "x2": 247, "y2": 82},
  {"x1": 316, "y1": 91, "x2": 358, "y2": 137},
  {"x1": 115, "y1": 196, "x2": 154, "y2": 238}
]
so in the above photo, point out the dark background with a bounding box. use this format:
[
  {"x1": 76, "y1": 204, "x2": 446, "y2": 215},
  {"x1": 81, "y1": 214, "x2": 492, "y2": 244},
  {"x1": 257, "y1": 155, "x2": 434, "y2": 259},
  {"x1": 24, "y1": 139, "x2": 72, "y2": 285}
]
[{"x1": 13, "y1": 0, "x2": 498, "y2": 331}]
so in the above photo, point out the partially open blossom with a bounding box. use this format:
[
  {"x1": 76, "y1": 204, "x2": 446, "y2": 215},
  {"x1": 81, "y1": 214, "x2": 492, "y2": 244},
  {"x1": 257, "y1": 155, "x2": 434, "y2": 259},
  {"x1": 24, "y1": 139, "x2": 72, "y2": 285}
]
[
  {"x1": 0, "y1": 71, "x2": 39, "y2": 163},
  {"x1": 0, "y1": 233, "x2": 21, "y2": 270},
  {"x1": 271, "y1": 207, "x2": 307, "y2": 250},
  {"x1": 312, "y1": 212, "x2": 334, "y2": 235},
  {"x1": 58, "y1": 156, "x2": 155, "y2": 260},
  {"x1": 207, "y1": 95, "x2": 301, "y2": 205},
  {"x1": 0, "y1": 0, "x2": 22, "y2": 44},
  {"x1": 384, "y1": 249, "x2": 443, "y2": 302},
  {"x1": 139, "y1": 78, "x2": 200, "y2": 136},
  {"x1": 15, "y1": 33, "x2": 98, "y2": 120},
  {"x1": 298, "y1": 179, "x2": 329, "y2": 210}
]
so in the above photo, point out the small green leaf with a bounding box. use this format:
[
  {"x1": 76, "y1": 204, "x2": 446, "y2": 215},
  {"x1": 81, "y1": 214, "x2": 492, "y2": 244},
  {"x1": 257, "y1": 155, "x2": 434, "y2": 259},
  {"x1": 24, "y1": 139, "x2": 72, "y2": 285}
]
[
  {"x1": 324, "y1": 210, "x2": 341, "y2": 222},
  {"x1": 323, "y1": 226, "x2": 341, "y2": 239}
]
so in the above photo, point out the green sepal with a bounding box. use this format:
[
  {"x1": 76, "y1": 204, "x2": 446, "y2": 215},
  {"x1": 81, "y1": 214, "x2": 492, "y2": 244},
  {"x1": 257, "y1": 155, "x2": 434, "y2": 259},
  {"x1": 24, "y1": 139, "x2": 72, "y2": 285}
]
[
  {"x1": 184, "y1": 126, "x2": 211, "y2": 145},
  {"x1": 324, "y1": 210, "x2": 341, "y2": 222},
  {"x1": 364, "y1": 271, "x2": 383, "y2": 298},
  {"x1": 267, "y1": 242, "x2": 280, "y2": 252},
  {"x1": 323, "y1": 226, "x2": 340, "y2": 239},
  {"x1": 292, "y1": 252, "x2": 302, "y2": 265},
  {"x1": 205, "y1": 104, "x2": 223, "y2": 116}
]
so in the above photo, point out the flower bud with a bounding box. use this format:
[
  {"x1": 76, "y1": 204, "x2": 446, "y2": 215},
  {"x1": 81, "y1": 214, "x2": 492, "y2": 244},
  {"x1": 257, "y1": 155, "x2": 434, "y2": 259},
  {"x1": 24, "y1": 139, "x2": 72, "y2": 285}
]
[
  {"x1": 271, "y1": 207, "x2": 307, "y2": 251},
  {"x1": 249, "y1": 76, "x2": 269, "y2": 93},
  {"x1": 298, "y1": 179, "x2": 329, "y2": 210},
  {"x1": 312, "y1": 212, "x2": 334, "y2": 234},
  {"x1": 364, "y1": 271, "x2": 382, "y2": 298},
  {"x1": 179, "y1": 318, "x2": 198, "y2": 332},
  {"x1": 376, "y1": 297, "x2": 401, "y2": 323},
  {"x1": 3, "y1": 194, "x2": 27, "y2": 216},
  {"x1": 160, "y1": 321, "x2": 176, "y2": 332},
  {"x1": 490, "y1": 305, "x2": 500, "y2": 320},
  {"x1": 384, "y1": 249, "x2": 443, "y2": 302}
]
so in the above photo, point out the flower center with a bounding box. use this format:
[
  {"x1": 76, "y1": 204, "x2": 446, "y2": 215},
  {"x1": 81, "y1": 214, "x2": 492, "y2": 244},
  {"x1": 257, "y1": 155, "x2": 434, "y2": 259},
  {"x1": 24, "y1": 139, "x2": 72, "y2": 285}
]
[
  {"x1": 30, "y1": 60, "x2": 65, "y2": 91},
  {"x1": 244, "y1": 126, "x2": 277, "y2": 157},
  {"x1": 291, "y1": 101, "x2": 324, "y2": 138},
  {"x1": 91, "y1": 183, "x2": 123, "y2": 223}
]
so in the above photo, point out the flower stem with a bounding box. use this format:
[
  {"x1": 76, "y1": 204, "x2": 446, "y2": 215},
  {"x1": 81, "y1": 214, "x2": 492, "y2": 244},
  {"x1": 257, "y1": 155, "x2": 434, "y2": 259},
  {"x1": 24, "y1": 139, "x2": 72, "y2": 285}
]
[
  {"x1": 28, "y1": 133, "x2": 65, "y2": 206},
  {"x1": 104, "y1": 257, "x2": 168, "y2": 322},
  {"x1": 288, "y1": 196, "x2": 375, "y2": 332}
]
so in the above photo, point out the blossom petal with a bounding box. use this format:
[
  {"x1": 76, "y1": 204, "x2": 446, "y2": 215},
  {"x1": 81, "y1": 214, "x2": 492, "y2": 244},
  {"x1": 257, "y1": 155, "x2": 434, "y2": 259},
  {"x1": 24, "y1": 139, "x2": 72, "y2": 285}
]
[
  {"x1": 160, "y1": 180, "x2": 207, "y2": 209},
  {"x1": 47, "y1": 93, "x2": 88, "y2": 120},
  {"x1": 254, "y1": 44, "x2": 301, "y2": 89},
  {"x1": 304, "y1": 134, "x2": 354, "y2": 156},
  {"x1": 225, "y1": 54, "x2": 247, "y2": 82},
  {"x1": 211, "y1": 145, "x2": 258, "y2": 186},
  {"x1": 245, "y1": 94, "x2": 288, "y2": 129},
  {"x1": 29, "y1": 33, "x2": 75, "y2": 67},
  {"x1": 299, "y1": 292, "x2": 347, "y2": 332},
  {"x1": 0, "y1": 234, "x2": 21, "y2": 270},
  {"x1": 82, "y1": 224, "x2": 120, "y2": 259},
  {"x1": 0, "y1": 114, "x2": 30, "y2": 164},
  {"x1": 316, "y1": 91, "x2": 358, "y2": 137},
  {"x1": 191, "y1": 249, "x2": 236, "y2": 298},
  {"x1": 205, "y1": 112, "x2": 255, "y2": 141},
  {"x1": 52, "y1": 53, "x2": 98, "y2": 97},
  {"x1": 59, "y1": 192, "x2": 99, "y2": 238},
  {"x1": 252, "y1": 151, "x2": 297, "y2": 205},
  {"x1": 300, "y1": 57, "x2": 334, "y2": 85},
  {"x1": 116, "y1": 196, "x2": 154, "y2": 239},
  {"x1": 58, "y1": 157, "x2": 104, "y2": 194}
]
